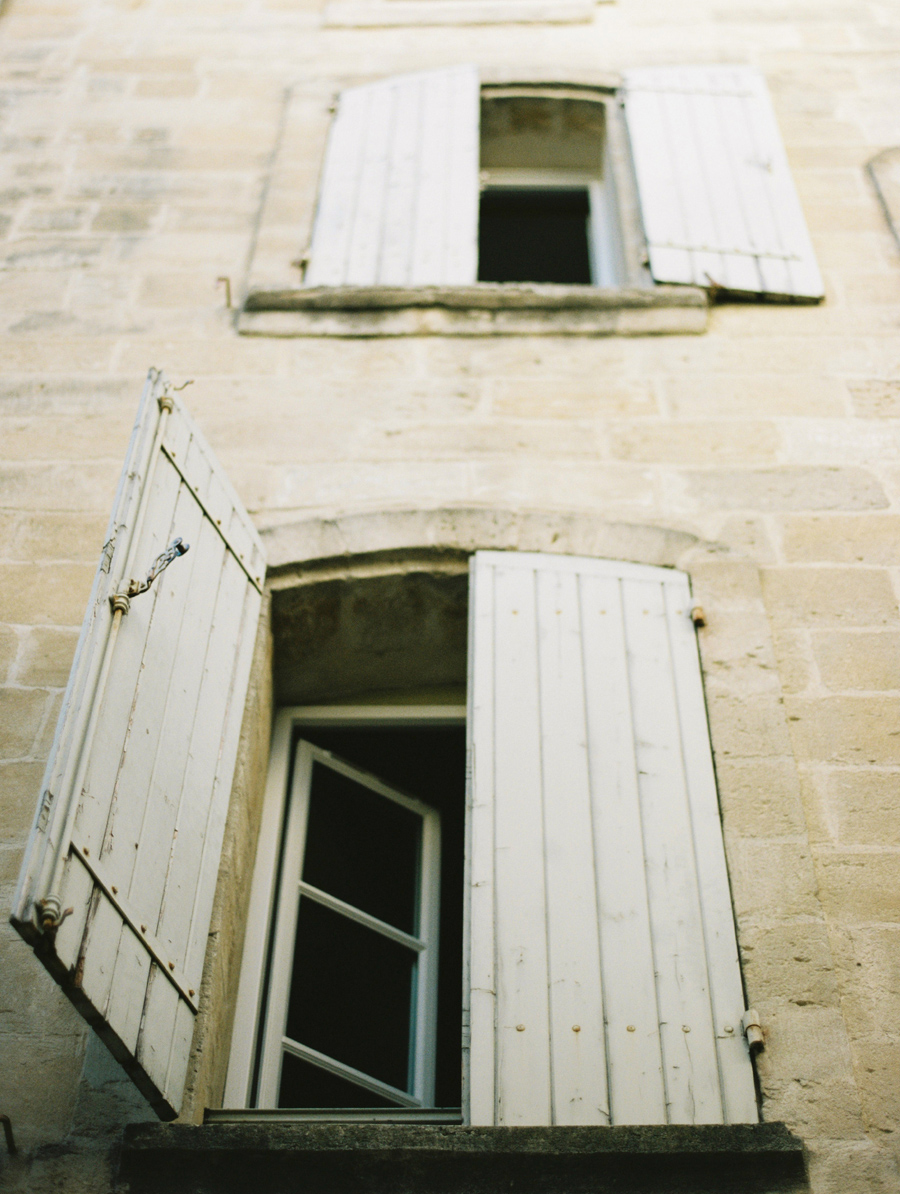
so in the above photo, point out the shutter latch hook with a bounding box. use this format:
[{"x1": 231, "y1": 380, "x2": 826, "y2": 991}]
[{"x1": 110, "y1": 538, "x2": 190, "y2": 613}]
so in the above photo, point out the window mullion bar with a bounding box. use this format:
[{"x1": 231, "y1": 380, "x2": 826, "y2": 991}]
[
  {"x1": 298, "y1": 880, "x2": 426, "y2": 952},
  {"x1": 281, "y1": 1037, "x2": 423, "y2": 1108}
]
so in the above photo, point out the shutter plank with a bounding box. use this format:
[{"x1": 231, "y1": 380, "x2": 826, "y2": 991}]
[
  {"x1": 167, "y1": 558, "x2": 259, "y2": 986},
  {"x1": 492, "y1": 562, "x2": 552, "y2": 1125},
  {"x1": 664, "y1": 587, "x2": 758, "y2": 1124},
  {"x1": 625, "y1": 65, "x2": 823, "y2": 300},
  {"x1": 622, "y1": 577, "x2": 723, "y2": 1125},
  {"x1": 308, "y1": 66, "x2": 479, "y2": 287},
  {"x1": 10, "y1": 370, "x2": 265, "y2": 1120},
  {"x1": 465, "y1": 557, "x2": 497, "y2": 1127},
  {"x1": 624, "y1": 88, "x2": 695, "y2": 285},
  {"x1": 535, "y1": 569, "x2": 609, "y2": 1126},
  {"x1": 380, "y1": 84, "x2": 420, "y2": 285},
  {"x1": 305, "y1": 86, "x2": 369, "y2": 286},
  {"x1": 445, "y1": 65, "x2": 481, "y2": 285},
  {"x1": 346, "y1": 82, "x2": 395, "y2": 285},
  {"x1": 579, "y1": 573, "x2": 667, "y2": 1125}
]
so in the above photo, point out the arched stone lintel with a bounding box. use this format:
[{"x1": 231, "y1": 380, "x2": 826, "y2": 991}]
[{"x1": 260, "y1": 506, "x2": 720, "y2": 582}]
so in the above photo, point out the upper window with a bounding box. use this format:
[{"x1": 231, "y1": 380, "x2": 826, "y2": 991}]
[
  {"x1": 295, "y1": 64, "x2": 823, "y2": 303},
  {"x1": 477, "y1": 93, "x2": 623, "y2": 286}
]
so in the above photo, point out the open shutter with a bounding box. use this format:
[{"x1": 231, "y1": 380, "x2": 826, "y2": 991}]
[
  {"x1": 305, "y1": 64, "x2": 480, "y2": 287},
  {"x1": 466, "y1": 551, "x2": 757, "y2": 1127},
  {"x1": 623, "y1": 65, "x2": 823, "y2": 301},
  {"x1": 10, "y1": 369, "x2": 265, "y2": 1121}
]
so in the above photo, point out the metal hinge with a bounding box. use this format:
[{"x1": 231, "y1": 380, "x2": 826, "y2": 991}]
[{"x1": 742, "y1": 1008, "x2": 764, "y2": 1053}]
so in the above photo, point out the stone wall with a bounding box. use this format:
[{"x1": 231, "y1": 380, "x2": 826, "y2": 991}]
[{"x1": 0, "y1": 0, "x2": 898, "y2": 1190}]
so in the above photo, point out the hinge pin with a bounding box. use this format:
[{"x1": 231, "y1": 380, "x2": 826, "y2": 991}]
[{"x1": 742, "y1": 1008, "x2": 764, "y2": 1053}]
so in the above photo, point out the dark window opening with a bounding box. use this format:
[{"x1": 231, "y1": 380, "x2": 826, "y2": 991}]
[
  {"x1": 478, "y1": 187, "x2": 592, "y2": 284},
  {"x1": 274, "y1": 724, "x2": 465, "y2": 1111}
]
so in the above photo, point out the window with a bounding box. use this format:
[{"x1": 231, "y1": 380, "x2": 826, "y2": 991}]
[
  {"x1": 239, "y1": 64, "x2": 822, "y2": 334},
  {"x1": 477, "y1": 92, "x2": 623, "y2": 286},
  {"x1": 15, "y1": 375, "x2": 762, "y2": 1129},
  {"x1": 254, "y1": 719, "x2": 466, "y2": 1113}
]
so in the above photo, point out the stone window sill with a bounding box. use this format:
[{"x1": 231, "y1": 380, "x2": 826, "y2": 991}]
[
  {"x1": 120, "y1": 1121, "x2": 806, "y2": 1194},
  {"x1": 237, "y1": 283, "x2": 708, "y2": 338}
]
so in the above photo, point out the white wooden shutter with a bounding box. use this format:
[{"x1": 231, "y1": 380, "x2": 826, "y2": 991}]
[
  {"x1": 10, "y1": 369, "x2": 265, "y2": 1121},
  {"x1": 465, "y1": 551, "x2": 757, "y2": 1127},
  {"x1": 305, "y1": 65, "x2": 480, "y2": 287},
  {"x1": 623, "y1": 65, "x2": 823, "y2": 301}
]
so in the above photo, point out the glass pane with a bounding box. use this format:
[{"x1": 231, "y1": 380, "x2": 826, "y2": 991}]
[
  {"x1": 278, "y1": 1052, "x2": 399, "y2": 1109},
  {"x1": 285, "y1": 898, "x2": 416, "y2": 1093},
  {"x1": 302, "y1": 758, "x2": 421, "y2": 933},
  {"x1": 478, "y1": 188, "x2": 592, "y2": 284}
]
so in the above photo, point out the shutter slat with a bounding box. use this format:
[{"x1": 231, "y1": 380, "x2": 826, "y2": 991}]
[
  {"x1": 305, "y1": 87, "x2": 369, "y2": 286},
  {"x1": 466, "y1": 558, "x2": 497, "y2": 1127},
  {"x1": 467, "y1": 552, "x2": 757, "y2": 1127},
  {"x1": 664, "y1": 586, "x2": 759, "y2": 1124},
  {"x1": 624, "y1": 65, "x2": 823, "y2": 300},
  {"x1": 346, "y1": 82, "x2": 395, "y2": 285},
  {"x1": 535, "y1": 569, "x2": 609, "y2": 1126},
  {"x1": 10, "y1": 370, "x2": 265, "y2": 1120},
  {"x1": 307, "y1": 65, "x2": 480, "y2": 287},
  {"x1": 491, "y1": 563, "x2": 552, "y2": 1125},
  {"x1": 579, "y1": 573, "x2": 667, "y2": 1125},
  {"x1": 380, "y1": 81, "x2": 421, "y2": 284},
  {"x1": 621, "y1": 577, "x2": 723, "y2": 1126}
]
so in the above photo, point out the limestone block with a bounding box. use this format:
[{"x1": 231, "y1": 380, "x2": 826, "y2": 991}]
[
  {"x1": 0, "y1": 760, "x2": 43, "y2": 845},
  {"x1": 13, "y1": 625, "x2": 79, "y2": 688},
  {"x1": 786, "y1": 694, "x2": 900, "y2": 764},
  {"x1": 728, "y1": 838, "x2": 821, "y2": 920},
  {"x1": 687, "y1": 560, "x2": 766, "y2": 607},
  {"x1": 738, "y1": 921, "x2": 840, "y2": 1010},
  {"x1": 852, "y1": 1041, "x2": 900, "y2": 1136},
  {"x1": 828, "y1": 924, "x2": 900, "y2": 1040},
  {"x1": 91, "y1": 205, "x2": 156, "y2": 232},
  {"x1": 714, "y1": 758, "x2": 808, "y2": 838},
  {"x1": 805, "y1": 1140, "x2": 900, "y2": 1194},
  {"x1": 0, "y1": 687, "x2": 50, "y2": 758},
  {"x1": 781, "y1": 515, "x2": 900, "y2": 565},
  {"x1": 713, "y1": 516, "x2": 778, "y2": 564},
  {"x1": 812, "y1": 630, "x2": 900, "y2": 690},
  {"x1": 760, "y1": 567, "x2": 899, "y2": 626},
  {"x1": 0, "y1": 563, "x2": 95, "y2": 625},
  {"x1": 0, "y1": 625, "x2": 17, "y2": 683},
  {"x1": 686, "y1": 468, "x2": 888, "y2": 512},
  {"x1": 754, "y1": 1006, "x2": 863, "y2": 1137},
  {"x1": 705, "y1": 691, "x2": 795, "y2": 759},
  {"x1": 848, "y1": 378, "x2": 900, "y2": 417},
  {"x1": 815, "y1": 851, "x2": 900, "y2": 921},
  {"x1": 608, "y1": 420, "x2": 779, "y2": 465},
  {"x1": 0, "y1": 414, "x2": 134, "y2": 461},
  {"x1": 770, "y1": 625, "x2": 816, "y2": 695},
  {"x1": 9, "y1": 513, "x2": 108, "y2": 563},
  {"x1": 492, "y1": 377, "x2": 657, "y2": 418}
]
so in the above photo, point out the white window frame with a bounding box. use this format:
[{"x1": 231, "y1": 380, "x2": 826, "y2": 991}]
[
  {"x1": 478, "y1": 167, "x2": 623, "y2": 288},
  {"x1": 224, "y1": 704, "x2": 467, "y2": 1112}
]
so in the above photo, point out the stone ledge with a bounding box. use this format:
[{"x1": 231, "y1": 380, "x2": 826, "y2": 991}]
[
  {"x1": 238, "y1": 284, "x2": 708, "y2": 337},
  {"x1": 119, "y1": 1122, "x2": 807, "y2": 1194}
]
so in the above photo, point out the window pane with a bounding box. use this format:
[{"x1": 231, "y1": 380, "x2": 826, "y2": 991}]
[
  {"x1": 279, "y1": 1052, "x2": 398, "y2": 1109},
  {"x1": 478, "y1": 188, "x2": 592, "y2": 285},
  {"x1": 285, "y1": 898, "x2": 416, "y2": 1092},
  {"x1": 302, "y1": 758, "x2": 420, "y2": 933}
]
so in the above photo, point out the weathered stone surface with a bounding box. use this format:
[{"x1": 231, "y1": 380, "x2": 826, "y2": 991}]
[
  {"x1": 760, "y1": 568, "x2": 899, "y2": 626},
  {"x1": 685, "y1": 468, "x2": 888, "y2": 512},
  {"x1": 118, "y1": 1122, "x2": 807, "y2": 1194}
]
